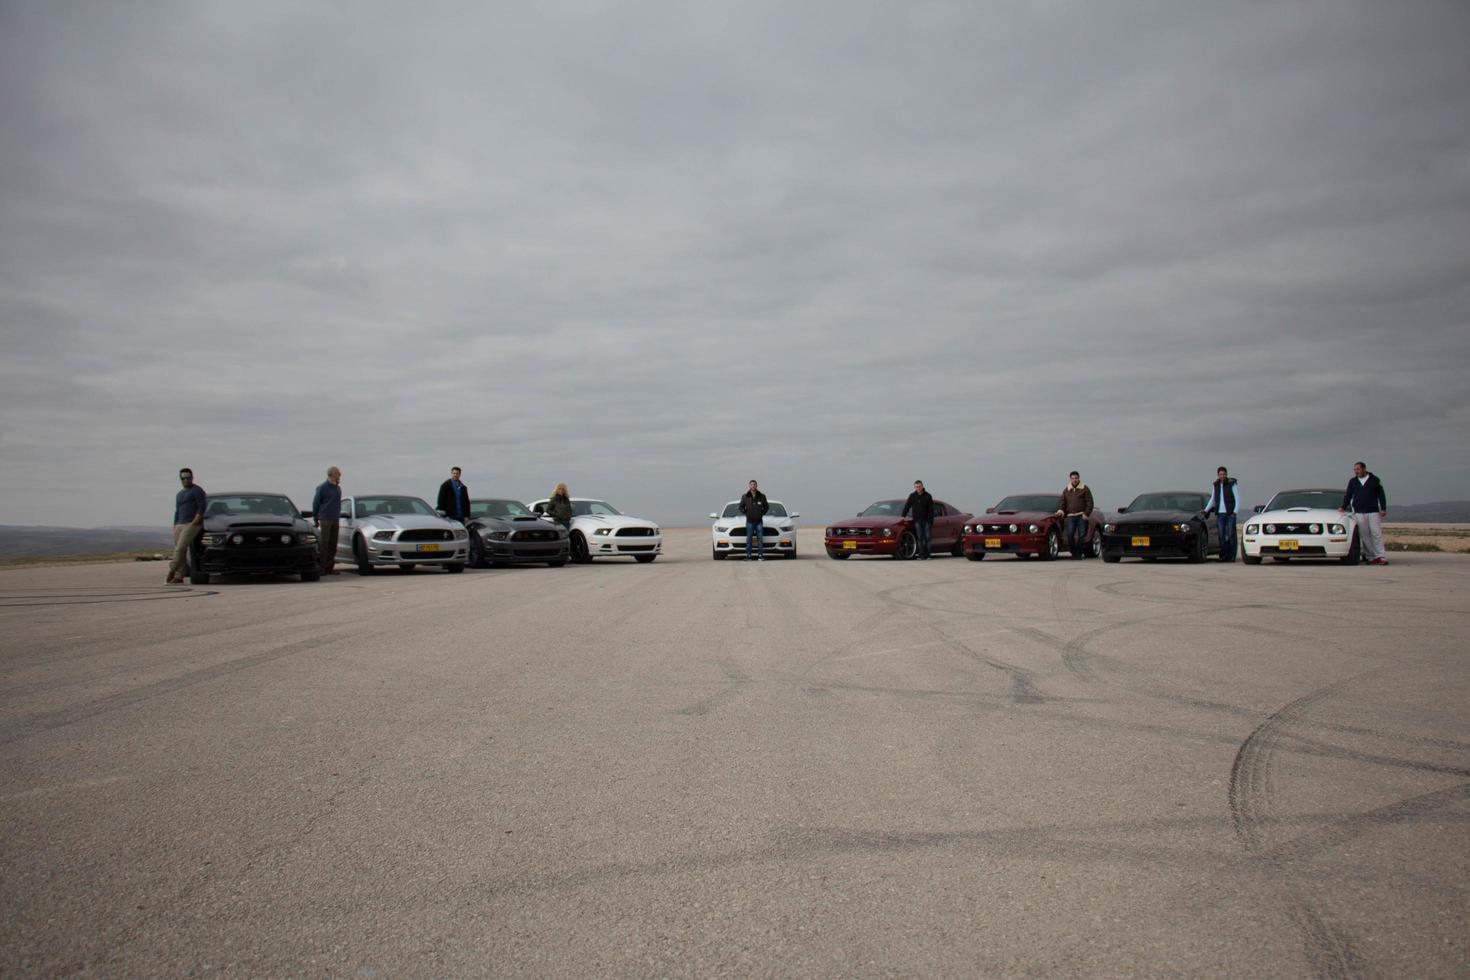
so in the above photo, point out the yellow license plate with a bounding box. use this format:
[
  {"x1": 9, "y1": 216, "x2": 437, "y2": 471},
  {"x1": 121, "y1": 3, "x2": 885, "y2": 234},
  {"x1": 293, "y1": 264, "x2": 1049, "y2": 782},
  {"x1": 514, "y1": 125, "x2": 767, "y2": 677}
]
[
  {"x1": 1279, "y1": 540, "x2": 1299, "y2": 551},
  {"x1": 1132, "y1": 536, "x2": 1150, "y2": 547},
  {"x1": 842, "y1": 540, "x2": 857, "y2": 550},
  {"x1": 418, "y1": 543, "x2": 440, "y2": 553},
  {"x1": 985, "y1": 537, "x2": 1002, "y2": 549}
]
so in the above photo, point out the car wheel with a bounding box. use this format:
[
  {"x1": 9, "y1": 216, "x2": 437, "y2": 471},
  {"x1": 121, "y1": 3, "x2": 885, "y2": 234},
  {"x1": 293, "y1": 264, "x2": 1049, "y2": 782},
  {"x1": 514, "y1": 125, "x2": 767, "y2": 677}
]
[
  {"x1": 187, "y1": 546, "x2": 210, "y2": 586},
  {"x1": 950, "y1": 536, "x2": 964, "y2": 558},
  {"x1": 1089, "y1": 527, "x2": 1104, "y2": 558},
  {"x1": 570, "y1": 532, "x2": 591, "y2": 564},
  {"x1": 966, "y1": 550, "x2": 985, "y2": 561},
  {"x1": 1103, "y1": 551, "x2": 1122, "y2": 563},
  {"x1": 712, "y1": 545, "x2": 725, "y2": 561},
  {"x1": 1340, "y1": 531, "x2": 1360, "y2": 565},
  {"x1": 446, "y1": 563, "x2": 465, "y2": 573},
  {"x1": 469, "y1": 533, "x2": 486, "y2": 569},
  {"x1": 1188, "y1": 533, "x2": 1206, "y2": 563},
  {"x1": 634, "y1": 554, "x2": 657, "y2": 564},
  {"x1": 1242, "y1": 551, "x2": 1263, "y2": 565},
  {"x1": 785, "y1": 547, "x2": 797, "y2": 559},
  {"x1": 301, "y1": 566, "x2": 320, "y2": 582},
  {"x1": 353, "y1": 536, "x2": 374, "y2": 576},
  {"x1": 896, "y1": 531, "x2": 917, "y2": 560},
  {"x1": 1041, "y1": 529, "x2": 1060, "y2": 561}
]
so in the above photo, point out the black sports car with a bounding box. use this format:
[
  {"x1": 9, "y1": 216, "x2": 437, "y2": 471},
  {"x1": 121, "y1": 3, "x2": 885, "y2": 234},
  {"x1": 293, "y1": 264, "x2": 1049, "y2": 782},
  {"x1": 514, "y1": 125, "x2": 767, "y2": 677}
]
[
  {"x1": 190, "y1": 492, "x2": 320, "y2": 584},
  {"x1": 466, "y1": 498, "x2": 570, "y2": 568},
  {"x1": 1100, "y1": 491, "x2": 1220, "y2": 563}
]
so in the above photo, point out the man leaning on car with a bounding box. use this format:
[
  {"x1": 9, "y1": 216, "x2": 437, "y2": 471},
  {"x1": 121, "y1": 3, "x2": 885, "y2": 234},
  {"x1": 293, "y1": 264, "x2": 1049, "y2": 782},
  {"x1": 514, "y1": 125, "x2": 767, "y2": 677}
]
[
  {"x1": 1055, "y1": 471, "x2": 1093, "y2": 559},
  {"x1": 902, "y1": 480, "x2": 935, "y2": 559},
  {"x1": 1340, "y1": 461, "x2": 1389, "y2": 565},
  {"x1": 167, "y1": 467, "x2": 206, "y2": 585},
  {"x1": 1204, "y1": 466, "x2": 1241, "y2": 562},
  {"x1": 312, "y1": 466, "x2": 343, "y2": 575},
  {"x1": 437, "y1": 467, "x2": 470, "y2": 524},
  {"x1": 740, "y1": 480, "x2": 769, "y2": 560}
]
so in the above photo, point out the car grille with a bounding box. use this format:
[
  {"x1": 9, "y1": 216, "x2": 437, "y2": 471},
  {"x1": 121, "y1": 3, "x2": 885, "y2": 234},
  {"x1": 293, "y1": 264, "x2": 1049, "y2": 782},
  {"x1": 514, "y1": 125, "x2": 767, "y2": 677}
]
[
  {"x1": 828, "y1": 527, "x2": 872, "y2": 537},
  {"x1": 232, "y1": 533, "x2": 297, "y2": 548},
  {"x1": 1117, "y1": 523, "x2": 1175, "y2": 536},
  {"x1": 513, "y1": 529, "x2": 559, "y2": 541},
  {"x1": 1262, "y1": 545, "x2": 1328, "y2": 556},
  {"x1": 219, "y1": 552, "x2": 296, "y2": 568},
  {"x1": 729, "y1": 526, "x2": 779, "y2": 538},
  {"x1": 1260, "y1": 522, "x2": 1321, "y2": 535},
  {"x1": 400, "y1": 529, "x2": 454, "y2": 542},
  {"x1": 975, "y1": 523, "x2": 1025, "y2": 534},
  {"x1": 615, "y1": 527, "x2": 656, "y2": 537},
  {"x1": 619, "y1": 544, "x2": 656, "y2": 552}
]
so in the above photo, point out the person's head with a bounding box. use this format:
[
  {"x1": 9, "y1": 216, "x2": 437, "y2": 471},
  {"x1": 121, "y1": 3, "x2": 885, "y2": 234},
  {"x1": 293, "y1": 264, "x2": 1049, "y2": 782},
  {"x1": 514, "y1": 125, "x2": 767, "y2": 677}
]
[
  {"x1": 327, "y1": 466, "x2": 341, "y2": 484},
  {"x1": 179, "y1": 467, "x2": 194, "y2": 485},
  {"x1": 913, "y1": 480, "x2": 925, "y2": 493},
  {"x1": 748, "y1": 480, "x2": 758, "y2": 492},
  {"x1": 451, "y1": 466, "x2": 462, "y2": 480},
  {"x1": 1353, "y1": 461, "x2": 1367, "y2": 478},
  {"x1": 1217, "y1": 466, "x2": 1228, "y2": 480},
  {"x1": 1069, "y1": 471, "x2": 1080, "y2": 487},
  {"x1": 554, "y1": 482, "x2": 569, "y2": 498}
]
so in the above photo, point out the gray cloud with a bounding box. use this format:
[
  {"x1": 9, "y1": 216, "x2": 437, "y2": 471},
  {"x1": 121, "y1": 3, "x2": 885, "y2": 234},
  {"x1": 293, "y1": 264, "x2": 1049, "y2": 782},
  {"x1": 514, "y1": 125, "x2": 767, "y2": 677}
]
[{"x1": 2, "y1": 0, "x2": 1468, "y2": 526}]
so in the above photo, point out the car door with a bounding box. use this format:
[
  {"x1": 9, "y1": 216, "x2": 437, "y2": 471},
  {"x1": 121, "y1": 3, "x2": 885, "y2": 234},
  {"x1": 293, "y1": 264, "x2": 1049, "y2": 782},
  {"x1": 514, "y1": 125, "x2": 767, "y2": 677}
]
[
  {"x1": 338, "y1": 497, "x2": 356, "y2": 560},
  {"x1": 932, "y1": 501, "x2": 953, "y2": 546}
]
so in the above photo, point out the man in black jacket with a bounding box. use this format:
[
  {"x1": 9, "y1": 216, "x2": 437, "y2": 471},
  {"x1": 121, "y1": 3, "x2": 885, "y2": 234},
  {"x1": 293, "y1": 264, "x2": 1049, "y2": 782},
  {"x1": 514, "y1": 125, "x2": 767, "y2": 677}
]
[
  {"x1": 901, "y1": 480, "x2": 935, "y2": 559},
  {"x1": 739, "y1": 480, "x2": 769, "y2": 560},
  {"x1": 437, "y1": 467, "x2": 470, "y2": 523},
  {"x1": 1339, "y1": 461, "x2": 1388, "y2": 565}
]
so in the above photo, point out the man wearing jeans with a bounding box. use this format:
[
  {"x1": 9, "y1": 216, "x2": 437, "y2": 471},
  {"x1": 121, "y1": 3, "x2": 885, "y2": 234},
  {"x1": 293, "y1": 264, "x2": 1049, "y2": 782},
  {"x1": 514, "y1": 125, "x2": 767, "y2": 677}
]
[
  {"x1": 902, "y1": 480, "x2": 935, "y2": 559},
  {"x1": 312, "y1": 466, "x2": 343, "y2": 575},
  {"x1": 167, "y1": 467, "x2": 207, "y2": 584},
  {"x1": 1056, "y1": 471, "x2": 1093, "y2": 559},
  {"x1": 1340, "y1": 461, "x2": 1389, "y2": 565},
  {"x1": 740, "y1": 480, "x2": 769, "y2": 560},
  {"x1": 1204, "y1": 466, "x2": 1241, "y2": 562}
]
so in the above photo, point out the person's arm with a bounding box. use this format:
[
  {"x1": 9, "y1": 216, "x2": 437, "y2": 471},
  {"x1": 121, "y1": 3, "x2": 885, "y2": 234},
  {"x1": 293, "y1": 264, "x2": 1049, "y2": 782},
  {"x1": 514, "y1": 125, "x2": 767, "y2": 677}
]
[
  {"x1": 901, "y1": 493, "x2": 913, "y2": 518},
  {"x1": 1082, "y1": 487, "x2": 1093, "y2": 517},
  {"x1": 1376, "y1": 479, "x2": 1387, "y2": 514},
  {"x1": 191, "y1": 487, "x2": 206, "y2": 525},
  {"x1": 1341, "y1": 481, "x2": 1352, "y2": 512}
]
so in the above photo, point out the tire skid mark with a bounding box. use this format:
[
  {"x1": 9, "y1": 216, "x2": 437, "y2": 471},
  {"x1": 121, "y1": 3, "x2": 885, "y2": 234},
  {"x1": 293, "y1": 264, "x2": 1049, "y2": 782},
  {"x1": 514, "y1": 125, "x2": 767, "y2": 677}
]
[
  {"x1": 0, "y1": 627, "x2": 358, "y2": 746},
  {"x1": 675, "y1": 661, "x2": 752, "y2": 717}
]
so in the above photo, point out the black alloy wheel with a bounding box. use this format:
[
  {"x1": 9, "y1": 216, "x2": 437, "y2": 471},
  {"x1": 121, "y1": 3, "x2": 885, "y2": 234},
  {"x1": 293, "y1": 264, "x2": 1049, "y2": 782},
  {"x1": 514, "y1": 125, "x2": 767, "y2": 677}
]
[
  {"x1": 187, "y1": 546, "x2": 210, "y2": 586},
  {"x1": 301, "y1": 565, "x2": 320, "y2": 582},
  {"x1": 469, "y1": 533, "x2": 486, "y2": 569},
  {"x1": 1041, "y1": 529, "x2": 1060, "y2": 561},
  {"x1": 570, "y1": 532, "x2": 592, "y2": 564},
  {"x1": 1340, "y1": 532, "x2": 1360, "y2": 565},
  {"x1": 353, "y1": 536, "x2": 374, "y2": 576},
  {"x1": 712, "y1": 545, "x2": 725, "y2": 561},
  {"x1": 1189, "y1": 531, "x2": 1206, "y2": 563},
  {"x1": 1089, "y1": 527, "x2": 1104, "y2": 558},
  {"x1": 896, "y1": 531, "x2": 918, "y2": 560},
  {"x1": 950, "y1": 536, "x2": 965, "y2": 558}
]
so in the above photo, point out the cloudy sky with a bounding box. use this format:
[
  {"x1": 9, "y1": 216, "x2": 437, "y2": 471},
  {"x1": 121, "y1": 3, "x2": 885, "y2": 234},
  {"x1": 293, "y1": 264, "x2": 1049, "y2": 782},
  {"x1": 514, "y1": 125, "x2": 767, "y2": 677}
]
[{"x1": 2, "y1": 1, "x2": 1467, "y2": 527}]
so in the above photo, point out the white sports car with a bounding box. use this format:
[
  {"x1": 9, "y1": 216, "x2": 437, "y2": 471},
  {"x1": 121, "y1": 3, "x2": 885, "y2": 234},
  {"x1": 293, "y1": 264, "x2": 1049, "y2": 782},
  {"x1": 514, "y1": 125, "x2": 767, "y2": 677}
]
[
  {"x1": 338, "y1": 494, "x2": 470, "y2": 574},
  {"x1": 1242, "y1": 488, "x2": 1359, "y2": 564},
  {"x1": 708, "y1": 500, "x2": 799, "y2": 559},
  {"x1": 530, "y1": 497, "x2": 661, "y2": 563}
]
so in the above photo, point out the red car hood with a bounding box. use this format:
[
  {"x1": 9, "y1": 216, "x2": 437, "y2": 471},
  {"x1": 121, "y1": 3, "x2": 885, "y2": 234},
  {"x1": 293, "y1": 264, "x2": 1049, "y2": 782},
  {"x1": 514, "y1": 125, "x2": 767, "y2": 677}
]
[
  {"x1": 830, "y1": 516, "x2": 909, "y2": 529},
  {"x1": 978, "y1": 510, "x2": 1055, "y2": 524}
]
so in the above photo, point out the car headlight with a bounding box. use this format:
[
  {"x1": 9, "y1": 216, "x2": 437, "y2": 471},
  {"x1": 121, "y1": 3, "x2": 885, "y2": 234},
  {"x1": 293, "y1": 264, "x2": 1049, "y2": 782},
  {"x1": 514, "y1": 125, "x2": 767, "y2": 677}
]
[
  {"x1": 1027, "y1": 524, "x2": 1040, "y2": 534},
  {"x1": 1329, "y1": 523, "x2": 1345, "y2": 534},
  {"x1": 963, "y1": 524, "x2": 974, "y2": 534},
  {"x1": 716, "y1": 526, "x2": 728, "y2": 533},
  {"x1": 881, "y1": 527, "x2": 892, "y2": 537},
  {"x1": 206, "y1": 533, "x2": 228, "y2": 546},
  {"x1": 1103, "y1": 523, "x2": 1116, "y2": 533},
  {"x1": 301, "y1": 532, "x2": 317, "y2": 544},
  {"x1": 487, "y1": 530, "x2": 509, "y2": 541},
  {"x1": 593, "y1": 528, "x2": 612, "y2": 536},
  {"x1": 453, "y1": 528, "x2": 467, "y2": 540},
  {"x1": 1246, "y1": 524, "x2": 1259, "y2": 534},
  {"x1": 231, "y1": 534, "x2": 245, "y2": 545},
  {"x1": 1172, "y1": 523, "x2": 1188, "y2": 532},
  {"x1": 1008, "y1": 524, "x2": 1018, "y2": 533},
  {"x1": 1308, "y1": 524, "x2": 1321, "y2": 534},
  {"x1": 779, "y1": 525, "x2": 793, "y2": 532},
  {"x1": 373, "y1": 530, "x2": 394, "y2": 541},
  {"x1": 1265, "y1": 524, "x2": 1276, "y2": 534},
  {"x1": 825, "y1": 528, "x2": 834, "y2": 536}
]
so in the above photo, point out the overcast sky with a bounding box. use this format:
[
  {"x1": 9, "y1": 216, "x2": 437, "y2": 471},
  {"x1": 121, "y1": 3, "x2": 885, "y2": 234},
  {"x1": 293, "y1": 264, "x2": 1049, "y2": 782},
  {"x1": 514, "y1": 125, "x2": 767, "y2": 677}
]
[{"x1": 2, "y1": 1, "x2": 1467, "y2": 527}]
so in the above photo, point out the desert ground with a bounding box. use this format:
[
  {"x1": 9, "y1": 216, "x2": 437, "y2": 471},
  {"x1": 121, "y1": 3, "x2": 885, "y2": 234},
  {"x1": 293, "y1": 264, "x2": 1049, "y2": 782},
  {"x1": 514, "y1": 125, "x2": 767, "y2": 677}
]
[{"x1": 2, "y1": 528, "x2": 1467, "y2": 977}]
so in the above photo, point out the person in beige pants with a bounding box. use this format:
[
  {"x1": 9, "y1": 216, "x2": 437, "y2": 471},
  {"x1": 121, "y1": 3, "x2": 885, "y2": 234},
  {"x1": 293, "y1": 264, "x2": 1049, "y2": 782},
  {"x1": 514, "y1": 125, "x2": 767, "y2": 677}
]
[{"x1": 168, "y1": 468, "x2": 207, "y2": 584}]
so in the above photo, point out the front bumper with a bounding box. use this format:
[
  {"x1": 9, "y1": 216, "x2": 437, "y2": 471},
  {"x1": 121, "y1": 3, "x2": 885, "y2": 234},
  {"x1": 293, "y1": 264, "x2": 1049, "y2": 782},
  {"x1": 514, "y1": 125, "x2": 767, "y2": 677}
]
[
  {"x1": 587, "y1": 533, "x2": 662, "y2": 558},
  {"x1": 824, "y1": 535, "x2": 899, "y2": 556},
  {"x1": 1243, "y1": 534, "x2": 1351, "y2": 559},
  {"x1": 1101, "y1": 530, "x2": 1196, "y2": 559},
  {"x1": 715, "y1": 532, "x2": 796, "y2": 554},
  {"x1": 200, "y1": 544, "x2": 317, "y2": 575},
  {"x1": 364, "y1": 540, "x2": 468, "y2": 565},
  {"x1": 486, "y1": 539, "x2": 571, "y2": 562},
  {"x1": 962, "y1": 532, "x2": 1047, "y2": 556}
]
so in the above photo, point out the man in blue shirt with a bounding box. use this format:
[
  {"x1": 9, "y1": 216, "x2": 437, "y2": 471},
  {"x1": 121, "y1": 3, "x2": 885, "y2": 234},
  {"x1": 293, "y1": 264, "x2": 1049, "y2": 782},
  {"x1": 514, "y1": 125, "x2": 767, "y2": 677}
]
[
  {"x1": 167, "y1": 467, "x2": 207, "y2": 584},
  {"x1": 437, "y1": 467, "x2": 470, "y2": 523},
  {"x1": 312, "y1": 466, "x2": 343, "y2": 574},
  {"x1": 1339, "y1": 461, "x2": 1389, "y2": 565},
  {"x1": 1204, "y1": 466, "x2": 1241, "y2": 562}
]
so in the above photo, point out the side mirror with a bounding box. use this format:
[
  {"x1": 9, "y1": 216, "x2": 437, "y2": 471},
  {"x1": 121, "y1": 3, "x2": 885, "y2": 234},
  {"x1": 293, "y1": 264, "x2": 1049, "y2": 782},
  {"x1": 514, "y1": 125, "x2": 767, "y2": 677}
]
[
  {"x1": 1117, "y1": 506, "x2": 1129, "y2": 514},
  {"x1": 1253, "y1": 505, "x2": 1264, "y2": 513},
  {"x1": 436, "y1": 509, "x2": 447, "y2": 518},
  {"x1": 790, "y1": 512, "x2": 800, "y2": 518},
  {"x1": 708, "y1": 512, "x2": 718, "y2": 520},
  {"x1": 985, "y1": 506, "x2": 995, "y2": 514},
  {"x1": 301, "y1": 510, "x2": 313, "y2": 519}
]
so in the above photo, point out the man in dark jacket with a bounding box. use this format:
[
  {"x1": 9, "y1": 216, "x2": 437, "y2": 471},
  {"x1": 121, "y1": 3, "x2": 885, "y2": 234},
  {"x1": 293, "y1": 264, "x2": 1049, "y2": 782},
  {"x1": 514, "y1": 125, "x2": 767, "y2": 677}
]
[
  {"x1": 1055, "y1": 471, "x2": 1093, "y2": 559},
  {"x1": 167, "y1": 467, "x2": 207, "y2": 584},
  {"x1": 901, "y1": 480, "x2": 935, "y2": 559},
  {"x1": 437, "y1": 467, "x2": 470, "y2": 523},
  {"x1": 312, "y1": 466, "x2": 343, "y2": 574},
  {"x1": 739, "y1": 480, "x2": 769, "y2": 560},
  {"x1": 1204, "y1": 466, "x2": 1241, "y2": 563},
  {"x1": 1339, "y1": 461, "x2": 1388, "y2": 565}
]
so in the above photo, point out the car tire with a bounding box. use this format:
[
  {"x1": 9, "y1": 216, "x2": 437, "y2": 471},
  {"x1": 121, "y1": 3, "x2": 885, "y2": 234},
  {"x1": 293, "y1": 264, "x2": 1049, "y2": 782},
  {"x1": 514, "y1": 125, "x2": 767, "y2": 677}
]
[
  {"x1": 1089, "y1": 528, "x2": 1104, "y2": 558},
  {"x1": 712, "y1": 546, "x2": 725, "y2": 561},
  {"x1": 950, "y1": 536, "x2": 964, "y2": 558},
  {"x1": 1188, "y1": 533, "x2": 1206, "y2": 563},
  {"x1": 1041, "y1": 529, "x2": 1060, "y2": 561},
  {"x1": 468, "y1": 534, "x2": 486, "y2": 569},
  {"x1": 354, "y1": 536, "x2": 374, "y2": 576},
  {"x1": 570, "y1": 532, "x2": 592, "y2": 564},
  {"x1": 1340, "y1": 531, "x2": 1360, "y2": 565},
  {"x1": 1242, "y1": 552, "x2": 1263, "y2": 565},
  {"x1": 966, "y1": 550, "x2": 985, "y2": 561},
  {"x1": 301, "y1": 567, "x2": 320, "y2": 582},
  {"x1": 187, "y1": 547, "x2": 210, "y2": 586},
  {"x1": 446, "y1": 563, "x2": 465, "y2": 573},
  {"x1": 896, "y1": 531, "x2": 917, "y2": 560},
  {"x1": 1103, "y1": 551, "x2": 1122, "y2": 563},
  {"x1": 829, "y1": 551, "x2": 849, "y2": 560},
  {"x1": 634, "y1": 554, "x2": 657, "y2": 564}
]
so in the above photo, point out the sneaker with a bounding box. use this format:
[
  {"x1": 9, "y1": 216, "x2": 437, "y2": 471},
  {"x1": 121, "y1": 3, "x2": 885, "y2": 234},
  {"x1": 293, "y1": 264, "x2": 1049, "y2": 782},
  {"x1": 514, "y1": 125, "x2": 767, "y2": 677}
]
[
  {"x1": 1370, "y1": 557, "x2": 1389, "y2": 565},
  {"x1": 757, "y1": 556, "x2": 765, "y2": 561}
]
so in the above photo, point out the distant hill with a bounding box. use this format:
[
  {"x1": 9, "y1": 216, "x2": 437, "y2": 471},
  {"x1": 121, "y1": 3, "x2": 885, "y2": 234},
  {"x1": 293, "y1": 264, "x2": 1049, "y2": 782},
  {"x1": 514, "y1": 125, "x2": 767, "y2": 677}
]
[
  {"x1": 1383, "y1": 501, "x2": 1470, "y2": 523},
  {"x1": 0, "y1": 525, "x2": 172, "y2": 559}
]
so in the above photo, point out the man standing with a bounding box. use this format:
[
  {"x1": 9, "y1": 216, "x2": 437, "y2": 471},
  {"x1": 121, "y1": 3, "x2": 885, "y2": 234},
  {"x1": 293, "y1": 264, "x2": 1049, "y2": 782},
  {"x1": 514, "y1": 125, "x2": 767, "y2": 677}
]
[
  {"x1": 740, "y1": 479, "x2": 769, "y2": 560},
  {"x1": 1340, "y1": 461, "x2": 1388, "y2": 565},
  {"x1": 437, "y1": 466, "x2": 470, "y2": 523},
  {"x1": 1204, "y1": 466, "x2": 1241, "y2": 562},
  {"x1": 901, "y1": 479, "x2": 935, "y2": 560},
  {"x1": 167, "y1": 467, "x2": 207, "y2": 585},
  {"x1": 1056, "y1": 471, "x2": 1093, "y2": 559},
  {"x1": 312, "y1": 466, "x2": 343, "y2": 575}
]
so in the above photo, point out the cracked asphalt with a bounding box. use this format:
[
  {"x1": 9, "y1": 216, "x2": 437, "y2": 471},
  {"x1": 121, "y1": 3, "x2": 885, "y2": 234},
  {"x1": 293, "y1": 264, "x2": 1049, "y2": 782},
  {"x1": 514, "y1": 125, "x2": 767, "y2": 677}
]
[{"x1": 2, "y1": 529, "x2": 1467, "y2": 977}]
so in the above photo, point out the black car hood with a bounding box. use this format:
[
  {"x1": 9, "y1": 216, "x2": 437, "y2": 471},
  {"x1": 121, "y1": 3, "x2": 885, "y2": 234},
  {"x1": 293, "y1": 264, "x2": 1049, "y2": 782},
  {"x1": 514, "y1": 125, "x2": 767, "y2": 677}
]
[
  {"x1": 204, "y1": 514, "x2": 311, "y2": 532},
  {"x1": 1113, "y1": 509, "x2": 1200, "y2": 524},
  {"x1": 473, "y1": 515, "x2": 563, "y2": 533}
]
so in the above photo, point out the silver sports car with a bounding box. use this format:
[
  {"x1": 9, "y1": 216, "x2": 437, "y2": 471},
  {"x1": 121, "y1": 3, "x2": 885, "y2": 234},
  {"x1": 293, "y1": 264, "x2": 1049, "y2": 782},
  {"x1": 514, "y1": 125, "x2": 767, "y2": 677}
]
[{"x1": 337, "y1": 494, "x2": 469, "y2": 574}]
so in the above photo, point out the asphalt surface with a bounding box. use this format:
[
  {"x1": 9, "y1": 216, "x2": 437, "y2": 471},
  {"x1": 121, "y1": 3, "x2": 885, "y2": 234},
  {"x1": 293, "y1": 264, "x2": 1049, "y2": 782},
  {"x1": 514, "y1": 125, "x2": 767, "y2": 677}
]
[{"x1": 2, "y1": 529, "x2": 1467, "y2": 978}]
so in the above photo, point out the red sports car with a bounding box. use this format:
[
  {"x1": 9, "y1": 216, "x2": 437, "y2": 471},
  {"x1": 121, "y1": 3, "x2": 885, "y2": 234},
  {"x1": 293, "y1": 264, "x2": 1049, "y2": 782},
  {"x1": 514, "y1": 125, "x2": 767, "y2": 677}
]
[
  {"x1": 825, "y1": 499, "x2": 974, "y2": 560},
  {"x1": 962, "y1": 493, "x2": 1104, "y2": 560}
]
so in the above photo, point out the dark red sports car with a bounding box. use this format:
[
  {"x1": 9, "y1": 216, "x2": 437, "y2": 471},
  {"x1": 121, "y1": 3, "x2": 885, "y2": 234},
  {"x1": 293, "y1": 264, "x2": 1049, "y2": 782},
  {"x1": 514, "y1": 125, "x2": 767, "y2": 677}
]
[
  {"x1": 961, "y1": 493, "x2": 1104, "y2": 560},
  {"x1": 825, "y1": 499, "x2": 974, "y2": 560}
]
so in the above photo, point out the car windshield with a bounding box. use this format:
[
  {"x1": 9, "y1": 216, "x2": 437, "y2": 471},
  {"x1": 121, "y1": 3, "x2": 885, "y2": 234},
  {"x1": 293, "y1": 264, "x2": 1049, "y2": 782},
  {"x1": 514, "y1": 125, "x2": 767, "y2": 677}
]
[
  {"x1": 1265, "y1": 490, "x2": 1338, "y2": 511},
  {"x1": 205, "y1": 494, "x2": 297, "y2": 517},
  {"x1": 1127, "y1": 493, "x2": 1207, "y2": 513},
  {"x1": 720, "y1": 502, "x2": 788, "y2": 519},
  {"x1": 470, "y1": 499, "x2": 534, "y2": 518},
  {"x1": 995, "y1": 494, "x2": 1060, "y2": 513},
  {"x1": 860, "y1": 500, "x2": 904, "y2": 517},
  {"x1": 572, "y1": 500, "x2": 623, "y2": 517},
  {"x1": 354, "y1": 496, "x2": 437, "y2": 517}
]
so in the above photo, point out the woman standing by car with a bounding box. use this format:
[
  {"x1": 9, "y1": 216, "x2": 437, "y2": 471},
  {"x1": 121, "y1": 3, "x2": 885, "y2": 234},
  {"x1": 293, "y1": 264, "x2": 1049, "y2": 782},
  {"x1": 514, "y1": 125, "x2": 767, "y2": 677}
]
[{"x1": 547, "y1": 483, "x2": 574, "y2": 529}]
